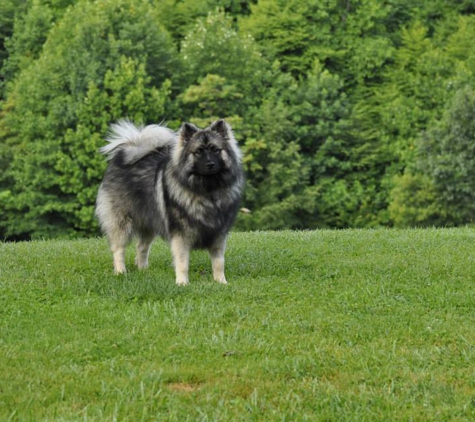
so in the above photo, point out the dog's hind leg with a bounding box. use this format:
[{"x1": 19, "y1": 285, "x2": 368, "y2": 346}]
[
  {"x1": 135, "y1": 233, "x2": 155, "y2": 270},
  {"x1": 171, "y1": 235, "x2": 191, "y2": 286},
  {"x1": 108, "y1": 221, "x2": 132, "y2": 275},
  {"x1": 209, "y1": 236, "x2": 228, "y2": 284}
]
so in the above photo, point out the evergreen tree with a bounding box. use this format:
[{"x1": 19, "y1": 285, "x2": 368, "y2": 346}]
[
  {"x1": 240, "y1": 62, "x2": 359, "y2": 230},
  {"x1": 388, "y1": 15, "x2": 475, "y2": 226},
  {"x1": 420, "y1": 86, "x2": 475, "y2": 224},
  {"x1": 0, "y1": 0, "x2": 176, "y2": 239},
  {"x1": 3, "y1": 0, "x2": 475, "y2": 237},
  {"x1": 179, "y1": 9, "x2": 267, "y2": 121}
]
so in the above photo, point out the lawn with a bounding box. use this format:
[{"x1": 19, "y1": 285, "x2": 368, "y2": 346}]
[{"x1": 1, "y1": 229, "x2": 475, "y2": 421}]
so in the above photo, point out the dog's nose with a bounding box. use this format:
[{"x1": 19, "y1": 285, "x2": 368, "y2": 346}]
[{"x1": 206, "y1": 162, "x2": 215, "y2": 169}]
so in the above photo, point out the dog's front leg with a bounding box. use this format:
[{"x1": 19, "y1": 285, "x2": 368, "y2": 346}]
[
  {"x1": 171, "y1": 236, "x2": 190, "y2": 285},
  {"x1": 209, "y1": 236, "x2": 227, "y2": 284}
]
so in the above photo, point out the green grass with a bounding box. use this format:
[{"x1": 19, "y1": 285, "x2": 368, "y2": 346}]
[{"x1": 2, "y1": 229, "x2": 475, "y2": 421}]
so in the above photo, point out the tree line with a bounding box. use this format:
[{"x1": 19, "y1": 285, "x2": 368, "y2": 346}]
[{"x1": 1, "y1": 0, "x2": 475, "y2": 240}]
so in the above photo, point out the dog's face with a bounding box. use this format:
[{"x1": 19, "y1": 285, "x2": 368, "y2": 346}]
[{"x1": 177, "y1": 120, "x2": 233, "y2": 177}]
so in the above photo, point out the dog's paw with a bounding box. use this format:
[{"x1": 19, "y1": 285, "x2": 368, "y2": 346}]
[
  {"x1": 114, "y1": 267, "x2": 127, "y2": 275},
  {"x1": 176, "y1": 277, "x2": 189, "y2": 286},
  {"x1": 135, "y1": 259, "x2": 149, "y2": 270},
  {"x1": 215, "y1": 276, "x2": 227, "y2": 285}
]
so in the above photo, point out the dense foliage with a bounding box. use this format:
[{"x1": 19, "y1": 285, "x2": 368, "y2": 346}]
[{"x1": 1, "y1": 0, "x2": 475, "y2": 239}]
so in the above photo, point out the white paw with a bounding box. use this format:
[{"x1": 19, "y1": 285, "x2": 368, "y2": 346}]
[
  {"x1": 215, "y1": 276, "x2": 227, "y2": 285},
  {"x1": 176, "y1": 277, "x2": 189, "y2": 286}
]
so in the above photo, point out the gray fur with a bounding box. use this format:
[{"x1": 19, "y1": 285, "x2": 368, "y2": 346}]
[{"x1": 96, "y1": 119, "x2": 244, "y2": 285}]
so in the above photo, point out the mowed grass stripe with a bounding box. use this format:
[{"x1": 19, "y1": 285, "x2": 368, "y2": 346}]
[{"x1": 1, "y1": 229, "x2": 475, "y2": 421}]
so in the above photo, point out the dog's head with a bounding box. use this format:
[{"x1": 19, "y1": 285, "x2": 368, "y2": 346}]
[{"x1": 174, "y1": 120, "x2": 242, "y2": 181}]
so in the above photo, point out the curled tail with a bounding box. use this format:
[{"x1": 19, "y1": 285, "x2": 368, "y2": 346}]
[{"x1": 100, "y1": 120, "x2": 176, "y2": 164}]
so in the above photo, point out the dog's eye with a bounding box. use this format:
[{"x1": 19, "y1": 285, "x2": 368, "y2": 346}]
[
  {"x1": 194, "y1": 148, "x2": 204, "y2": 156},
  {"x1": 210, "y1": 146, "x2": 221, "y2": 154}
]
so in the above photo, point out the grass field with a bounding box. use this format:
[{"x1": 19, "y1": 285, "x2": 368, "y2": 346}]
[{"x1": 2, "y1": 229, "x2": 475, "y2": 421}]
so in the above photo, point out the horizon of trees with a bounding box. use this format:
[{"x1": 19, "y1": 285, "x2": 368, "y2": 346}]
[{"x1": 2, "y1": 0, "x2": 475, "y2": 240}]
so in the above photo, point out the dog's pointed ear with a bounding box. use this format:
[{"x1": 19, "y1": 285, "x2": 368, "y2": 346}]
[
  {"x1": 209, "y1": 119, "x2": 230, "y2": 139},
  {"x1": 180, "y1": 122, "x2": 199, "y2": 143}
]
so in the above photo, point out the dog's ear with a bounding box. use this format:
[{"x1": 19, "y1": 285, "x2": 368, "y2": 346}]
[
  {"x1": 209, "y1": 119, "x2": 230, "y2": 139},
  {"x1": 180, "y1": 122, "x2": 199, "y2": 143}
]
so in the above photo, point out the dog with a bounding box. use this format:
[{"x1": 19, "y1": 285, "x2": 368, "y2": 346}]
[{"x1": 95, "y1": 119, "x2": 244, "y2": 285}]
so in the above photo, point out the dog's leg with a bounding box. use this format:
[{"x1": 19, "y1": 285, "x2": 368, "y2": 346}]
[
  {"x1": 108, "y1": 220, "x2": 132, "y2": 275},
  {"x1": 135, "y1": 234, "x2": 155, "y2": 270},
  {"x1": 112, "y1": 245, "x2": 127, "y2": 274},
  {"x1": 209, "y1": 236, "x2": 227, "y2": 284},
  {"x1": 171, "y1": 236, "x2": 190, "y2": 285}
]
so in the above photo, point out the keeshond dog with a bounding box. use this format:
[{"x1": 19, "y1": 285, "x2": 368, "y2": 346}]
[{"x1": 95, "y1": 119, "x2": 244, "y2": 285}]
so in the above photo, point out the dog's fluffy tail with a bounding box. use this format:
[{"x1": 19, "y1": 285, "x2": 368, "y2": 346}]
[{"x1": 100, "y1": 120, "x2": 176, "y2": 164}]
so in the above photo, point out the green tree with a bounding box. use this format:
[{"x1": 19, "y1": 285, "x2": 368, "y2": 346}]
[
  {"x1": 0, "y1": 0, "x2": 28, "y2": 98},
  {"x1": 386, "y1": 15, "x2": 475, "y2": 227},
  {"x1": 154, "y1": 0, "x2": 255, "y2": 43},
  {"x1": 351, "y1": 18, "x2": 469, "y2": 227},
  {"x1": 241, "y1": 0, "x2": 394, "y2": 82},
  {"x1": 239, "y1": 62, "x2": 360, "y2": 230},
  {"x1": 419, "y1": 86, "x2": 475, "y2": 225},
  {"x1": 55, "y1": 58, "x2": 171, "y2": 234},
  {"x1": 388, "y1": 172, "x2": 446, "y2": 227},
  {"x1": 0, "y1": 0, "x2": 176, "y2": 239},
  {"x1": 1, "y1": 0, "x2": 76, "y2": 94},
  {"x1": 4, "y1": 0, "x2": 475, "y2": 237},
  {"x1": 179, "y1": 9, "x2": 267, "y2": 120},
  {"x1": 389, "y1": 86, "x2": 475, "y2": 227},
  {"x1": 175, "y1": 7, "x2": 269, "y2": 164},
  {"x1": 180, "y1": 73, "x2": 243, "y2": 128}
]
